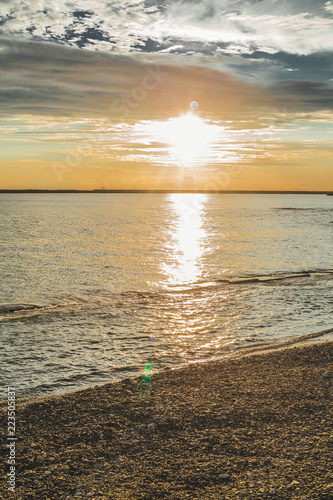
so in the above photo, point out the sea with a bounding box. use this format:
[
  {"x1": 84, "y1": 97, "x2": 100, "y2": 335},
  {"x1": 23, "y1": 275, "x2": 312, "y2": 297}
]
[{"x1": 1, "y1": 193, "x2": 332, "y2": 400}]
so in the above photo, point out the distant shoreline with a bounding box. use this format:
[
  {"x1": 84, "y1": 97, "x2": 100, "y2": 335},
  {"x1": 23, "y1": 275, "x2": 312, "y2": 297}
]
[{"x1": 1, "y1": 189, "x2": 333, "y2": 194}]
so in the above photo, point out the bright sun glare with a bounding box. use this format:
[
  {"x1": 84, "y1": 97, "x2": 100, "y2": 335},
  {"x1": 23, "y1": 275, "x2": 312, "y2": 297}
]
[{"x1": 150, "y1": 113, "x2": 220, "y2": 167}]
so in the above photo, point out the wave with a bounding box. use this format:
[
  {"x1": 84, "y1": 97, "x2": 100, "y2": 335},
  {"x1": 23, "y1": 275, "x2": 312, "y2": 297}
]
[
  {"x1": 16, "y1": 366, "x2": 140, "y2": 400},
  {"x1": 0, "y1": 300, "x2": 80, "y2": 322},
  {"x1": 1, "y1": 269, "x2": 332, "y2": 323},
  {"x1": 166, "y1": 326, "x2": 333, "y2": 375},
  {"x1": 4, "y1": 325, "x2": 332, "y2": 404},
  {"x1": 274, "y1": 207, "x2": 333, "y2": 211},
  {"x1": 222, "y1": 326, "x2": 333, "y2": 359},
  {"x1": 161, "y1": 269, "x2": 333, "y2": 294},
  {"x1": 217, "y1": 269, "x2": 333, "y2": 285},
  {"x1": 0, "y1": 303, "x2": 43, "y2": 314}
]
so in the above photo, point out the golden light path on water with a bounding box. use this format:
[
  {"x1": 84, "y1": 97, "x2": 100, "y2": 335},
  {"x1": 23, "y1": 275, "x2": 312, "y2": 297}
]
[
  {"x1": 147, "y1": 193, "x2": 234, "y2": 369},
  {"x1": 163, "y1": 193, "x2": 207, "y2": 285}
]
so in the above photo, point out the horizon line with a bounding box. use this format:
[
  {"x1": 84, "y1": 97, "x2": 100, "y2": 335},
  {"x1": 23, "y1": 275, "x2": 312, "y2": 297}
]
[{"x1": 1, "y1": 189, "x2": 333, "y2": 195}]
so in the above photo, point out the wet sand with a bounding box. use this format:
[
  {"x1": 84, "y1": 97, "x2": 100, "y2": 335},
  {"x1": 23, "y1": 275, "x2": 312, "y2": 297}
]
[{"x1": 1, "y1": 341, "x2": 332, "y2": 500}]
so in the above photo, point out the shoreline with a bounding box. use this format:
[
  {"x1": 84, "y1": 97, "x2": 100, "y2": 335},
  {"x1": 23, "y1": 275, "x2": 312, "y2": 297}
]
[
  {"x1": 2, "y1": 328, "x2": 332, "y2": 408},
  {"x1": 1, "y1": 341, "x2": 332, "y2": 499}
]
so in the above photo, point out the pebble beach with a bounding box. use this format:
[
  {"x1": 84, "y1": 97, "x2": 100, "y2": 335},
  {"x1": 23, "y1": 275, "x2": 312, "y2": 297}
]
[{"x1": 1, "y1": 341, "x2": 332, "y2": 500}]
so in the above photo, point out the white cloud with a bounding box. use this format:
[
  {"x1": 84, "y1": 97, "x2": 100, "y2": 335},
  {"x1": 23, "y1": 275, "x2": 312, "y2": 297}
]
[
  {"x1": 324, "y1": 1, "x2": 333, "y2": 14},
  {"x1": 159, "y1": 45, "x2": 184, "y2": 53},
  {"x1": 0, "y1": 0, "x2": 333, "y2": 56}
]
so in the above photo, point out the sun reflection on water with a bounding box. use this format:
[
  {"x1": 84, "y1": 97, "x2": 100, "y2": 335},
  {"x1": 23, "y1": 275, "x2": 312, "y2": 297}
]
[
  {"x1": 163, "y1": 193, "x2": 207, "y2": 285},
  {"x1": 143, "y1": 193, "x2": 230, "y2": 373}
]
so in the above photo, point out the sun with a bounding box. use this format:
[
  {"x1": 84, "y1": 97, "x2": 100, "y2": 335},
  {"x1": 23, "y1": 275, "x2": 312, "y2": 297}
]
[{"x1": 149, "y1": 113, "x2": 220, "y2": 167}]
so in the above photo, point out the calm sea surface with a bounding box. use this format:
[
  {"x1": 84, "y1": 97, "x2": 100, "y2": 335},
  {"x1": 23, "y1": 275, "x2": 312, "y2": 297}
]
[{"x1": 1, "y1": 193, "x2": 332, "y2": 399}]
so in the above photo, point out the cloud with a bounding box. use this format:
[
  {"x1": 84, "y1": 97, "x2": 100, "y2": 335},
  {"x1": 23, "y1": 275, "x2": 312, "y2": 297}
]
[
  {"x1": 232, "y1": 50, "x2": 333, "y2": 82},
  {"x1": 274, "y1": 80, "x2": 333, "y2": 111},
  {"x1": 324, "y1": 1, "x2": 333, "y2": 14},
  {"x1": 0, "y1": 0, "x2": 162, "y2": 52},
  {"x1": 1, "y1": 36, "x2": 332, "y2": 138},
  {"x1": 0, "y1": 37, "x2": 278, "y2": 123},
  {"x1": 0, "y1": 0, "x2": 333, "y2": 58}
]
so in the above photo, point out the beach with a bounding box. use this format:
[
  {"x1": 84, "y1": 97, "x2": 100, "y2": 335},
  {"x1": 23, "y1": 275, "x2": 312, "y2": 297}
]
[
  {"x1": 1, "y1": 341, "x2": 332, "y2": 500},
  {"x1": 2, "y1": 0, "x2": 333, "y2": 497}
]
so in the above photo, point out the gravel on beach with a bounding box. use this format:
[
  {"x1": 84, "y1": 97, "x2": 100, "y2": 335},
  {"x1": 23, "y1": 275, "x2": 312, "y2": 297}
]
[{"x1": 1, "y1": 341, "x2": 332, "y2": 500}]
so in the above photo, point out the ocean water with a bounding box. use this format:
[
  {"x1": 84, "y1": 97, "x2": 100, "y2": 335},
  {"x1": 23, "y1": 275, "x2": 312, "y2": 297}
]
[{"x1": 1, "y1": 193, "x2": 333, "y2": 399}]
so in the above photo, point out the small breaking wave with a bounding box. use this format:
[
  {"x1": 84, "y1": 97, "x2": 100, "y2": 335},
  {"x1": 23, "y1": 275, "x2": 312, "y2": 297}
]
[
  {"x1": 224, "y1": 326, "x2": 333, "y2": 360},
  {"x1": 216, "y1": 269, "x2": 333, "y2": 284},
  {"x1": 160, "y1": 269, "x2": 333, "y2": 294},
  {"x1": 0, "y1": 301, "x2": 80, "y2": 323},
  {"x1": 274, "y1": 207, "x2": 333, "y2": 211},
  {"x1": 0, "y1": 303, "x2": 43, "y2": 314}
]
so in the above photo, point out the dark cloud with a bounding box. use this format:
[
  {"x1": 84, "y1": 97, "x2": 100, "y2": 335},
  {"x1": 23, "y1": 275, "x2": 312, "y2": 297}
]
[
  {"x1": 64, "y1": 26, "x2": 115, "y2": 49},
  {"x1": 132, "y1": 38, "x2": 168, "y2": 52},
  {"x1": 0, "y1": 38, "x2": 274, "y2": 121},
  {"x1": 144, "y1": 0, "x2": 168, "y2": 13},
  {"x1": 278, "y1": 80, "x2": 333, "y2": 93},
  {"x1": 244, "y1": 50, "x2": 333, "y2": 74},
  {"x1": 273, "y1": 80, "x2": 333, "y2": 110},
  {"x1": 72, "y1": 11, "x2": 94, "y2": 19},
  {"x1": 0, "y1": 13, "x2": 14, "y2": 26},
  {"x1": 227, "y1": 50, "x2": 333, "y2": 82},
  {"x1": 132, "y1": 37, "x2": 230, "y2": 55}
]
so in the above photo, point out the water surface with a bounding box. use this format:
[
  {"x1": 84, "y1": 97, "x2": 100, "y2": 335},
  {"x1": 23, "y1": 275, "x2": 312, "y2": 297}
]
[{"x1": 1, "y1": 193, "x2": 332, "y2": 399}]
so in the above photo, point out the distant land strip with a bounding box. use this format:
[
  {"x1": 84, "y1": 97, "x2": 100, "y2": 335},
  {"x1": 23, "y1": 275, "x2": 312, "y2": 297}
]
[{"x1": 1, "y1": 189, "x2": 333, "y2": 195}]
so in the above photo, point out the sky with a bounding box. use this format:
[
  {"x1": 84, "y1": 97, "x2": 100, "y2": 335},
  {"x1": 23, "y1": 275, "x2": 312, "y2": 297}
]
[{"x1": 0, "y1": 0, "x2": 333, "y2": 190}]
